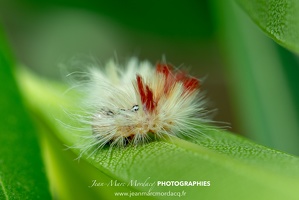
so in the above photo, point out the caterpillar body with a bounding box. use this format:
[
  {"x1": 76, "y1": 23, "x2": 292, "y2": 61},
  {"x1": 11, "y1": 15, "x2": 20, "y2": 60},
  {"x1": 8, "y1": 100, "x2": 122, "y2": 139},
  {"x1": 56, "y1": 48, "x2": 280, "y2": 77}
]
[{"x1": 68, "y1": 58, "x2": 212, "y2": 156}]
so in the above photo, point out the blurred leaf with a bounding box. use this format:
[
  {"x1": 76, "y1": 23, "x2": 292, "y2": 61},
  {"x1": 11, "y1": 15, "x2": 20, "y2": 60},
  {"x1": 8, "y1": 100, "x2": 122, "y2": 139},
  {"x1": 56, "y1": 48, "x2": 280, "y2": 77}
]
[
  {"x1": 212, "y1": 0, "x2": 299, "y2": 155},
  {"x1": 10, "y1": 0, "x2": 213, "y2": 39},
  {"x1": 16, "y1": 67, "x2": 299, "y2": 200},
  {"x1": 0, "y1": 28, "x2": 51, "y2": 198},
  {"x1": 235, "y1": 0, "x2": 299, "y2": 54}
]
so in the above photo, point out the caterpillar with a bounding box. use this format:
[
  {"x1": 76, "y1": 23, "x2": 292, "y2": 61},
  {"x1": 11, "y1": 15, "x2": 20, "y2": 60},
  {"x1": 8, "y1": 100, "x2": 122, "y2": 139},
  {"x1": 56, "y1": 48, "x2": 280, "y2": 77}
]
[{"x1": 66, "y1": 57, "x2": 213, "y2": 157}]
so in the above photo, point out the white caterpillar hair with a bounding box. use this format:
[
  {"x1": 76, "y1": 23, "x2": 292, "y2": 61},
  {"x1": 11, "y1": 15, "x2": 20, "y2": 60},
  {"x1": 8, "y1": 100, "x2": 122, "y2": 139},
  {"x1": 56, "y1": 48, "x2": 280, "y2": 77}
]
[{"x1": 65, "y1": 57, "x2": 214, "y2": 157}]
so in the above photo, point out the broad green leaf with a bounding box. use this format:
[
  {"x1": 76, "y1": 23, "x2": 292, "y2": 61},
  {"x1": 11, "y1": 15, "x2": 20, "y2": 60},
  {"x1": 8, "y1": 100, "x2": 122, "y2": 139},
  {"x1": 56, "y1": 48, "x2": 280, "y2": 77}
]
[
  {"x1": 0, "y1": 28, "x2": 51, "y2": 198},
  {"x1": 212, "y1": 0, "x2": 299, "y2": 155},
  {"x1": 235, "y1": 0, "x2": 299, "y2": 54},
  {"x1": 37, "y1": 120, "x2": 136, "y2": 200},
  {"x1": 16, "y1": 67, "x2": 299, "y2": 200}
]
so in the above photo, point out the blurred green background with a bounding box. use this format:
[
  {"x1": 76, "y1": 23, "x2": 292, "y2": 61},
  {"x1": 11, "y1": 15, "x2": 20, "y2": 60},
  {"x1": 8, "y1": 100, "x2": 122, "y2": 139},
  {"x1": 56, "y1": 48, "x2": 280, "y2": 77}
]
[{"x1": 1, "y1": 0, "x2": 299, "y2": 157}]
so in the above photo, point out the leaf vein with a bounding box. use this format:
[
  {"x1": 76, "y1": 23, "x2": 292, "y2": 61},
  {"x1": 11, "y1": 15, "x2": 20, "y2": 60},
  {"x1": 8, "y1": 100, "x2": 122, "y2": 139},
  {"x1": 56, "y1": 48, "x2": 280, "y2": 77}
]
[{"x1": 0, "y1": 176, "x2": 9, "y2": 200}]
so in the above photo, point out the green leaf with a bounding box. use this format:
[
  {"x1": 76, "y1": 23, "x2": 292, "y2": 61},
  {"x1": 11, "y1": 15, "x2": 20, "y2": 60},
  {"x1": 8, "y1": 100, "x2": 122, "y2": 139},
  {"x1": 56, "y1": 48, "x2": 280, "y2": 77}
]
[
  {"x1": 16, "y1": 67, "x2": 299, "y2": 200},
  {"x1": 212, "y1": 0, "x2": 299, "y2": 155},
  {"x1": 235, "y1": 0, "x2": 299, "y2": 54},
  {"x1": 0, "y1": 28, "x2": 51, "y2": 198}
]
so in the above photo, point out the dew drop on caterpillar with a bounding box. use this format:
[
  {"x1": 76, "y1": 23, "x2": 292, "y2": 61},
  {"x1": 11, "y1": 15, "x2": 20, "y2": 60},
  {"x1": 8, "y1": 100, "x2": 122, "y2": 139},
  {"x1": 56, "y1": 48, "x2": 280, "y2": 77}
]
[{"x1": 64, "y1": 57, "x2": 216, "y2": 158}]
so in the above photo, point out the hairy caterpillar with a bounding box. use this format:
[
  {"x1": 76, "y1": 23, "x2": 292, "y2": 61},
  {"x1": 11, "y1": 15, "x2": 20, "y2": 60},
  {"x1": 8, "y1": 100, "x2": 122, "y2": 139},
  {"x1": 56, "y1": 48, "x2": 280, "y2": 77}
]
[{"x1": 66, "y1": 57, "x2": 213, "y2": 156}]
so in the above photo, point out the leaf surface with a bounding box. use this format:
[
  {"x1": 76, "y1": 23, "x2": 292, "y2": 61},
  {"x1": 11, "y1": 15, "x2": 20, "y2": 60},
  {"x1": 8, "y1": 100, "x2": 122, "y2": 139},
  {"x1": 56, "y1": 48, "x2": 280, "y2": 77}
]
[
  {"x1": 17, "y1": 68, "x2": 299, "y2": 200},
  {"x1": 236, "y1": 0, "x2": 299, "y2": 54},
  {"x1": 0, "y1": 27, "x2": 51, "y2": 199}
]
